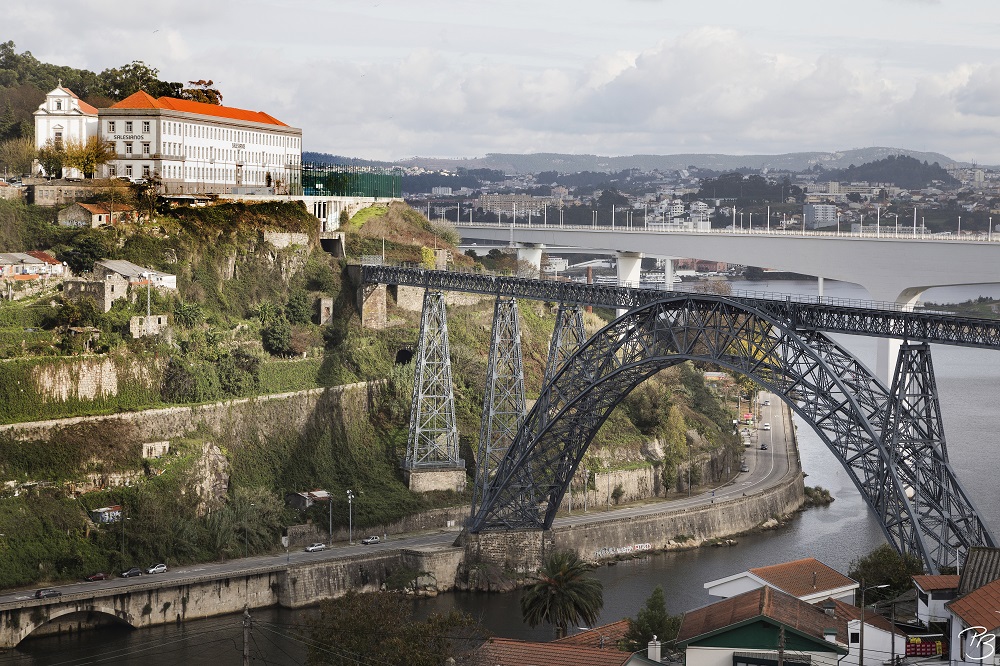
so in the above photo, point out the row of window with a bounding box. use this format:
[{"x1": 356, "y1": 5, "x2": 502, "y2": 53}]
[
  {"x1": 108, "y1": 163, "x2": 282, "y2": 184},
  {"x1": 105, "y1": 119, "x2": 300, "y2": 149}
]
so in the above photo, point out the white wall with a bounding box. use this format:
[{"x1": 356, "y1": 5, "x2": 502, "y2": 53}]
[{"x1": 846, "y1": 619, "x2": 908, "y2": 666}]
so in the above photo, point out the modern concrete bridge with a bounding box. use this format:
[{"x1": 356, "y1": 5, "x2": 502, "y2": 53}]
[{"x1": 454, "y1": 221, "x2": 1000, "y2": 379}]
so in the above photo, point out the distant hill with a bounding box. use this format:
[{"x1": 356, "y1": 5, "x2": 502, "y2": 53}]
[
  {"x1": 391, "y1": 147, "x2": 963, "y2": 175},
  {"x1": 815, "y1": 154, "x2": 958, "y2": 189}
]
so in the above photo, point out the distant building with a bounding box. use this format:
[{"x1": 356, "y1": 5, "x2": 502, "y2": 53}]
[
  {"x1": 33, "y1": 85, "x2": 99, "y2": 179},
  {"x1": 58, "y1": 202, "x2": 136, "y2": 228},
  {"x1": 912, "y1": 574, "x2": 959, "y2": 626},
  {"x1": 93, "y1": 259, "x2": 177, "y2": 290},
  {"x1": 63, "y1": 273, "x2": 130, "y2": 312},
  {"x1": 285, "y1": 489, "x2": 331, "y2": 511},
  {"x1": 430, "y1": 186, "x2": 452, "y2": 196},
  {"x1": 804, "y1": 204, "x2": 839, "y2": 230},
  {"x1": 704, "y1": 557, "x2": 858, "y2": 604},
  {"x1": 129, "y1": 314, "x2": 170, "y2": 338},
  {"x1": 477, "y1": 193, "x2": 549, "y2": 215},
  {"x1": 90, "y1": 505, "x2": 122, "y2": 524}
]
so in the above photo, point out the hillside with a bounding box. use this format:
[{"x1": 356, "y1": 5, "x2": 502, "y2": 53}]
[
  {"x1": 814, "y1": 154, "x2": 959, "y2": 189},
  {"x1": 0, "y1": 199, "x2": 738, "y2": 589}
]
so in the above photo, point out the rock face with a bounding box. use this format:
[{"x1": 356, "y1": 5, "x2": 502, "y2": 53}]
[{"x1": 188, "y1": 442, "x2": 230, "y2": 515}]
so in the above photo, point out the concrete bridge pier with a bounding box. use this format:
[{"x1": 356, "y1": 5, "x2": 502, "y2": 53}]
[
  {"x1": 866, "y1": 285, "x2": 925, "y2": 384},
  {"x1": 515, "y1": 244, "x2": 544, "y2": 277},
  {"x1": 617, "y1": 252, "x2": 643, "y2": 316},
  {"x1": 662, "y1": 257, "x2": 677, "y2": 291}
]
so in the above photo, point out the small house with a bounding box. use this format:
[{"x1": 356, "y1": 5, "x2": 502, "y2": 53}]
[
  {"x1": 90, "y1": 505, "x2": 122, "y2": 524},
  {"x1": 93, "y1": 259, "x2": 176, "y2": 290},
  {"x1": 704, "y1": 557, "x2": 858, "y2": 605},
  {"x1": 913, "y1": 574, "x2": 960, "y2": 626},
  {"x1": 285, "y1": 489, "x2": 332, "y2": 511},
  {"x1": 58, "y1": 202, "x2": 135, "y2": 228}
]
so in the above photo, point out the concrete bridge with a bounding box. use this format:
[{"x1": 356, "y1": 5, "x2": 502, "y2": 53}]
[
  {"x1": 454, "y1": 221, "x2": 1000, "y2": 379},
  {"x1": 0, "y1": 545, "x2": 462, "y2": 649}
]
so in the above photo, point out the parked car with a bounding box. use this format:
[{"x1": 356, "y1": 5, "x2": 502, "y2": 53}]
[
  {"x1": 85, "y1": 572, "x2": 110, "y2": 582},
  {"x1": 361, "y1": 535, "x2": 381, "y2": 545},
  {"x1": 760, "y1": 443, "x2": 768, "y2": 450},
  {"x1": 35, "y1": 588, "x2": 61, "y2": 599},
  {"x1": 740, "y1": 463, "x2": 750, "y2": 472},
  {"x1": 146, "y1": 563, "x2": 168, "y2": 575},
  {"x1": 121, "y1": 567, "x2": 143, "y2": 578},
  {"x1": 305, "y1": 543, "x2": 327, "y2": 552}
]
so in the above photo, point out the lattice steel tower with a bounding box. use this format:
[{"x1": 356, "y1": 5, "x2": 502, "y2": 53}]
[
  {"x1": 405, "y1": 290, "x2": 462, "y2": 469},
  {"x1": 543, "y1": 303, "x2": 587, "y2": 386},
  {"x1": 473, "y1": 296, "x2": 526, "y2": 515}
]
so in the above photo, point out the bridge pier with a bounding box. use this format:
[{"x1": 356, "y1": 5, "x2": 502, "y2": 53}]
[
  {"x1": 616, "y1": 252, "x2": 643, "y2": 316},
  {"x1": 463, "y1": 529, "x2": 553, "y2": 576},
  {"x1": 515, "y1": 244, "x2": 544, "y2": 277}
]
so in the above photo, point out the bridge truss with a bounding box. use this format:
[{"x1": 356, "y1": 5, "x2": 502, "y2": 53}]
[{"x1": 360, "y1": 266, "x2": 997, "y2": 571}]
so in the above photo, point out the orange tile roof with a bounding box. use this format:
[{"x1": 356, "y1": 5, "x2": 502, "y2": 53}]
[
  {"x1": 947, "y1": 577, "x2": 1000, "y2": 631},
  {"x1": 109, "y1": 90, "x2": 289, "y2": 126},
  {"x1": 750, "y1": 558, "x2": 856, "y2": 597},
  {"x1": 554, "y1": 619, "x2": 631, "y2": 649},
  {"x1": 25, "y1": 251, "x2": 61, "y2": 265},
  {"x1": 677, "y1": 586, "x2": 849, "y2": 649},
  {"x1": 822, "y1": 598, "x2": 904, "y2": 637},
  {"x1": 475, "y1": 637, "x2": 634, "y2": 666},
  {"x1": 76, "y1": 202, "x2": 134, "y2": 215},
  {"x1": 913, "y1": 575, "x2": 961, "y2": 592}
]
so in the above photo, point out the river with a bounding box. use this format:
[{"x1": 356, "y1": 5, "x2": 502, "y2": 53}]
[{"x1": 8, "y1": 279, "x2": 1000, "y2": 663}]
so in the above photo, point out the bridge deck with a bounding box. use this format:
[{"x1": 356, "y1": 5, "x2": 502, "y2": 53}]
[{"x1": 360, "y1": 265, "x2": 1000, "y2": 350}]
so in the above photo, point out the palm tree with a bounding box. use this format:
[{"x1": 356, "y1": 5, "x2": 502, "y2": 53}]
[{"x1": 520, "y1": 550, "x2": 604, "y2": 638}]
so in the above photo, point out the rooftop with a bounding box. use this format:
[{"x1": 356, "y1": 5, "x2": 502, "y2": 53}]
[
  {"x1": 554, "y1": 619, "x2": 631, "y2": 649},
  {"x1": 749, "y1": 558, "x2": 857, "y2": 598},
  {"x1": 912, "y1": 574, "x2": 961, "y2": 592},
  {"x1": 959, "y1": 547, "x2": 1000, "y2": 596},
  {"x1": 475, "y1": 637, "x2": 635, "y2": 666},
  {"x1": 948, "y1": 577, "x2": 1000, "y2": 631},
  {"x1": 109, "y1": 90, "x2": 291, "y2": 127}
]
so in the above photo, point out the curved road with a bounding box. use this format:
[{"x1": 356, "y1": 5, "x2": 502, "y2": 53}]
[{"x1": 1, "y1": 394, "x2": 795, "y2": 607}]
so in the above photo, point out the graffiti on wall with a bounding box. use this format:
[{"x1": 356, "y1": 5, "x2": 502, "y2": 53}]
[{"x1": 594, "y1": 543, "x2": 652, "y2": 559}]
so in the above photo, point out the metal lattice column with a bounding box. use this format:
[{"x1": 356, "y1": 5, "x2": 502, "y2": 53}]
[
  {"x1": 473, "y1": 297, "x2": 527, "y2": 516},
  {"x1": 543, "y1": 304, "x2": 587, "y2": 387},
  {"x1": 882, "y1": 343, "x2": 983, "y2": 570},
  {"x1": 404, "y1": 291, "x2": 462, "y2": 469}
]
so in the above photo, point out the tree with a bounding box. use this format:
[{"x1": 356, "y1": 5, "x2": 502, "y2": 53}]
[
  {"x1": 261, "y1": 316, "x2": 293, "y2": 356},
  {"x1": 520, "y1": 550, "x2": 604, "y2": 638},
  {"x1": 285, "y1": 289, "x2": 312, "y2": 325},
  {"x1": 63, "y1": 136, "x2": 116, "y2": 178},
  {"x1": 97, "y1": 61, "x2": 180, "y2": 100},
  {"x1": 848, "y1": 544, "x2": 924, "y2": 603},
  {"x1": 0, "y1": 136, "x2": 35, "y2": 175},
  {"x1": 58, "y1": 229, "x2": 111, "y2": 274},
  {"x1": 36, "y1": 138, "x2": 64, "y2": 178},
  {"x1": 623, "y1": 586, "x2": 682, "y2": 651},
  {"x1": 306, "y1": 591, "x2": 481, "y2": 666},
  {"x1": 179, "y1": 79, "x2": 223, "y2": 105}
]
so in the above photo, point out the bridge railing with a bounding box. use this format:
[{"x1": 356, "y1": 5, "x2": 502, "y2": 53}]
[{"x1": 455, "y1": 220, "x2": 1000, "y2": 243}]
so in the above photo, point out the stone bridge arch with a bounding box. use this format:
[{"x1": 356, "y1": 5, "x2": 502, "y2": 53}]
[
  {"x1": 469, "y1": 294, "x2": 993, "y2": 572},
  {"x1": 8, "y1": 603, "x2": 135, "y2": 648}
]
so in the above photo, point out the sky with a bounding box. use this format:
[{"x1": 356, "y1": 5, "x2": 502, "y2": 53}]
[{"x1": 9, "y1": 0, "x2": 1000, "y2": 163}]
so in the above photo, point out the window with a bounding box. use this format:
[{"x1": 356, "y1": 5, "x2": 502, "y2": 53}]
[
  {"x1": 108, "y1": 121, "x2": 116, "y2": 133},
  {"x1": 125, "y1": 142, "x2": 133, "y2": 155},
  {"x1": 108, "y1": 165, "x2": 117, "y2": 177},
  {"x1": 142, "y1": 143, "x2": 150, "y2": 155},
  {"x1": 142, "y1": 121, "x2": 150, "y2": 133},
  {"x1": 125, "y1": 165, "x2": 133, "y2": 177},
  {"x1": 125, "y1": 121, "x2": 133, "y2": 132},
  {"x1": 54, "y1": 131, "x2": 63, "y2": 151},
  {"x1": 850, "y1": 632, "x2": 860, "y2": 644},
  {"x1": 55, "y1": 100, "x2": 62, "y2": 111},
  {"x1": 143, "y1": 165, "x2": 150, "y2": 179}
]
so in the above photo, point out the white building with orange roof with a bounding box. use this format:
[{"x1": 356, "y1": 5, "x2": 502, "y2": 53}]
[
  {"x1": 98, "y1": 90, "x2": 302, "y2": 195},
  {"x1": 704, "y1": 557, "x2": 859, "y2": 604},
  {"x1": 33, "y1": 84, "x2": 100, "y2": 178}
]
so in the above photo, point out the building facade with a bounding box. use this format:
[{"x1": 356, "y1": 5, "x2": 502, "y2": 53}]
[
  {"x1": 804, "y1": 204, "x2": 839, "y2": 230},
  {"x1": 33, "y1": 85, "x2": 99, "y2": 178},
  {"x1": 100, "y1": 91, "x2": 302, "y2": 195}
]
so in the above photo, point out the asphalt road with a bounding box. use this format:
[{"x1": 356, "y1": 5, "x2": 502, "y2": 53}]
[{"x1": 4, "y1": 393, "x2": 795, "y2": 607}]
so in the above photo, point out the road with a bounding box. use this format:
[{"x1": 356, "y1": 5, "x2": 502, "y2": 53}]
[{"x1": 3, "y1": 394, "x2": 795, "y2": 606}]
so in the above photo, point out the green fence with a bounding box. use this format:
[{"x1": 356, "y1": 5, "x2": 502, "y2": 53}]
[{"x1": 301, "y1": 165, "x2": 401, "y2": 198}]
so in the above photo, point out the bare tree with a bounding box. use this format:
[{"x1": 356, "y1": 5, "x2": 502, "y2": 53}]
[{"x1": 0, "y1": 137, "x2": 35, "y2": 176}]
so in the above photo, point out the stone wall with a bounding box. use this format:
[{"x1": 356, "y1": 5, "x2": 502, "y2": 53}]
[
  {"x1": 27, "y1": 355, "x2": 163, "y2": 404},
  {"x1": 286, "y1": 506, "x2": 469, "y2": 547},
  {"x1": 391, "y1": 284, "x2": 424, "y2": 312},
  {"x1": 0, "y1": 382, "x2": 376, "y2": 444},
  {"x1": 405, "y1": 468, "x2": 467, "y2": 493},
  {"x1": 464, "y1": 529, "x2": 555, "y2": 575},
  {"x1": 262, "y1": 231, "x2": 310, "y2": 249}
]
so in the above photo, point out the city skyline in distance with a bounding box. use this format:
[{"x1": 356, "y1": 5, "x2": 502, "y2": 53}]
[{"x1": 9, "y1": 0, "x2": 1000, "y2": 163}]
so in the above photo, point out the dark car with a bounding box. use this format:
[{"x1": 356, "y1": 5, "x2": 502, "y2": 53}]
[
  {"x1": 760, "y1": 443, "x2": 768, "y2": 450},
  {"x1": 85, "y1": 572, "x2": 110, "y2": 582},
  {"x1": 35, "y1": 588, "x2": 62, "y2": 599},
  {"x1": 121, "y1": 567, "x2": 143, "y2": 578}
]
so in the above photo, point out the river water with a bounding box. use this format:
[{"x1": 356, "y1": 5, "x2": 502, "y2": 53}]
[{"x1": 9, "y1": 279, "x2": 1000, "y2": 663}]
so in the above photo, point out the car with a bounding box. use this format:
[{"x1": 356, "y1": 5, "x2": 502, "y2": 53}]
[
  {"x1": 305, "y1": 543, "x2": 327, "y2": 552},
  {"x1": 762, "y1": 423, "x2": 771, "y2": 431},
  {"x1": 740, "y1": 464, "x2": 750, "y2": 472},
  {"x1": 121, "y1": 567, "x2": 143, "y2": 578},
  {"x1": 147, "y1": 563, "x2": 168, "y2": 575},
  {"x1": 361, "y1": 536, "x2": 380, "y2": 545},
  {"x1": 85, "y1": 572, "x2": 110, "y2": 582},
  {"x1": 35, "y1": 588, "x2": 62, "y2": 599},
  {"x1": 760, "y1": 443, "x2": 768, "y2": 450},
  {"x1": 763, "y1": 399, "x2": 770, "y2": 406}
]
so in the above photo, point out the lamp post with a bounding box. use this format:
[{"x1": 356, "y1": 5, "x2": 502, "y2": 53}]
[
  {"x1": 245, "y1": 502, "x2": 255, "y2": 558},
  {"x1": 140, "y1": 272, "x2": 151, "y2": 336},
  {"x1": 346, "y1": 490, "x2": 354, "y2": 544},
  {"x1": 859, "y1": 583, "x2": 889, "y2": 666}
]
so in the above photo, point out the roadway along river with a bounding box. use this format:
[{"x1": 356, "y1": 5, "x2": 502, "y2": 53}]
[{"x1": 7, "y1": 278, "x2": 1000, "y2": 663}]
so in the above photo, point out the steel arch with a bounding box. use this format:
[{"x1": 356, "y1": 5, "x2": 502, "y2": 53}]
[{"x1": 468, "y1": 294, "x2": 993, "y2": 572}]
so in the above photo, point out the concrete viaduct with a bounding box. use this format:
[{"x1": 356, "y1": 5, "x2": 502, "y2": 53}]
[{"x1": 454, "y1": 222, "x2": 1000, "y2": 379}]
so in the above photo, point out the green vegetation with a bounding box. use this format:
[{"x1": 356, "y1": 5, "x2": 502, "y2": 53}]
[
  {"x1": 803, "y1": 485, "x2": 834, "y2": 507},
  {"x1": 816, "y1": 155, "x2": 958, "y2": 190},
  {"x1": 624, "y1": 585, "x2": 683, "y2": 651},
  {"x1": 848, "y1": 544, "x2": 925, "y2": 603},
  {"x1": 520, "y1": 550, "x2": 604, "y2": 638}
]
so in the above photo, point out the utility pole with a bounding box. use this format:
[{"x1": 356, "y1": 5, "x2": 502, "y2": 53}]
[
  {"x1": 778, "y1": 625, "x2": 785, "y2": 666},
  {"x1": 243, "y1": 607, "x2": 252, "y2": 666}
]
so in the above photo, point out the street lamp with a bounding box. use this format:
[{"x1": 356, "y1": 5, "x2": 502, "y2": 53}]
[
  {"x1": 245, "y1": 502, "x2": 255, "y2": 558},
  {"x1": 346, "y1": 490, "x2": 355, "y2": 544},
  {"x1": 859, "y1": 583, "x2": 889, "y2": 666}
]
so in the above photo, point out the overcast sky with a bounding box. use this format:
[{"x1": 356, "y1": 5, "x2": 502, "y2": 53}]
[{"x1": 10, "y1": 0, "x2": 1000, "y2": 163}]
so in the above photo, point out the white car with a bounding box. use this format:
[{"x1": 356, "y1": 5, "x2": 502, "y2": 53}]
[
  {"x1": 147, "y1": 563, "x2": 168, "y2": 575},
  {"x1": 305, "y1": 543, "x2": 327, "y2": 552},
  {"x1": 762, "y1": 423, "x2": 771, "y2": 431},
  {"x1": 361, "y1": 536, "x2": 381, "y2": 545}
]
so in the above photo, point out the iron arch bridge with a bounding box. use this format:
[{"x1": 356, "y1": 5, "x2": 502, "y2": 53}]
[{"x1": 469, "y1": 293, "x2": 994, "y2": 573}]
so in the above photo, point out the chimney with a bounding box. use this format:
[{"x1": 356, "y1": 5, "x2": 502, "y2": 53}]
[
  {"x1": 823, "y1": 601, "x2": 836, "y2": 616},
  {"x1": 648, "y1": 635, "x2": 662, "y2": 662},
  {"x1": 823, "y1": 628, "x2": 837, "y2": 642}
]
